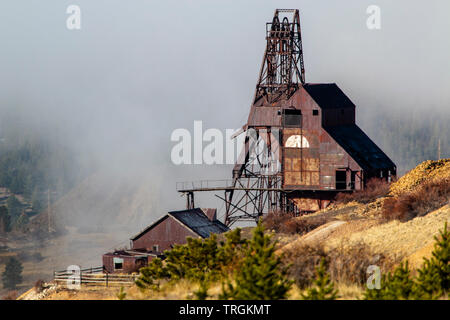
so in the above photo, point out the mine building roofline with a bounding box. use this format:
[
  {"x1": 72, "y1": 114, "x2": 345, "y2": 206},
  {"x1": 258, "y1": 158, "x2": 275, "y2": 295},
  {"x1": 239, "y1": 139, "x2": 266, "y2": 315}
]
[
  {"x1": 324, "y1": 124, "x2": 396, "y2": 171},
  {"x1": 130, "y1": 208, "x2": 229, "y2": 241},
  {"x1": 303, "y1": 83, "x2": 355, "y2": 109}
]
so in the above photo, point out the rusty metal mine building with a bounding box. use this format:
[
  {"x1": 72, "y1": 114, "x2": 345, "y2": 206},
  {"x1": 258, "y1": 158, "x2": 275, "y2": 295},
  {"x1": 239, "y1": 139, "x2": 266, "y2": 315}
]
[{"x1": 178, "y1": 9, "x2": 396, "y2": 226}]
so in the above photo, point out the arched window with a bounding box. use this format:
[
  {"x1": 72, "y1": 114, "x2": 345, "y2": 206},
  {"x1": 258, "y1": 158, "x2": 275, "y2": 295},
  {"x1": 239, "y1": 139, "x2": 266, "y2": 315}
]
[{"x1": 285, "y1": 135, "x2": 309, "y2": 148}]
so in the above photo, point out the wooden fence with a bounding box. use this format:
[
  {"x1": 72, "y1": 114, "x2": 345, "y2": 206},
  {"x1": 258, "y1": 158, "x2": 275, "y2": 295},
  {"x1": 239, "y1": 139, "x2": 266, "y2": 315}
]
[{"x1": 54, "y1": 266, "x2": 138, "y2": 287}]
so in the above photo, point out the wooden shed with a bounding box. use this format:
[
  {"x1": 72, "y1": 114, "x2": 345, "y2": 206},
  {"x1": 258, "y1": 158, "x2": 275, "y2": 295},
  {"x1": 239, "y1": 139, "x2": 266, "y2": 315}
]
[
  {"x1": 130, "y1": 208, "x2": 229, "y2": 252},
  {"x1": 102, "y1": 208, "x2": 229, "y2": 273},
  {"x1": 102, "y1": 249, "x2": 162, "y2": 274}
]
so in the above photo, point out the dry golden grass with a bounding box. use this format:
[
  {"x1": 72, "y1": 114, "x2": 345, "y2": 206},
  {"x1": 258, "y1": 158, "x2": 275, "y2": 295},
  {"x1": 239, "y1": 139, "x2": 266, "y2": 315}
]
[
  {"x1": 287, "y1": 283, "x2": 363, "y2": 300},
  {"x1": 405, "y1": 242, "x2": 435, "y2": 270},
  {"x1": 17, "y1": 161, "x2": 450, "y2": 300},
  {"x1": 326, "y1": 204, "x2": 449, "y2": 262},
  {"x1": 334, "y1": 283, "x2": 364, "y2": 300},
  {"x1": 44, "y1": 286, "x2": 120, "y2": 300}
]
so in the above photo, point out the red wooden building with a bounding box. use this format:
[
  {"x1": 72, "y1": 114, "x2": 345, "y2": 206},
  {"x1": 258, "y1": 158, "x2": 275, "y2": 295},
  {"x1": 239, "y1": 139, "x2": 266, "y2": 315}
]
[{"x1": 102, "y1": 208, "x2": 229, "y2": 273}]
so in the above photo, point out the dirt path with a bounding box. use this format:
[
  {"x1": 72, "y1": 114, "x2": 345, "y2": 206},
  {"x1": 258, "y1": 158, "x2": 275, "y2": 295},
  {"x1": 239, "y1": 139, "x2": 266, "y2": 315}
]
[
  {"x1": 278, "y1": 220, "x2": 347, "y2": 253},
  {"x1": 301, "y1": 220, "x2": 347, "y2": 243}
]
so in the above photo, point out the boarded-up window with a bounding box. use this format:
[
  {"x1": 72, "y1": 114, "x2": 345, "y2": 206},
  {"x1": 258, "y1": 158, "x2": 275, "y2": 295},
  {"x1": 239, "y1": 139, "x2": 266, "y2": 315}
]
[
  {"x1": 113, "y1": 257, "x2": 124, "y2": 270},
  {"x1": 282, "y1": 109, "x2": 302, "y2": 127}
]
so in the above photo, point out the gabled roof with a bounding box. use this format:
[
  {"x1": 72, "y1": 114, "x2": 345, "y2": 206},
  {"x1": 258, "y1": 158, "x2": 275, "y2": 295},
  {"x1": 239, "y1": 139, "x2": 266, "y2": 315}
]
[
  {"x1": 169, "y1": 208, "x2": 229, "y2": 238},
  {"x1": 324, "y1": 124, "x2": 396, "y2": 171},
  {"x1": 103, "y1": 249, "x2": 162, "y2": 257},
  {"x1": 130, "y1": 208, "x2": 229, "y2": 241},
  {"x1": 303, "y1": 83, "x2": 355, "y2": 109}
]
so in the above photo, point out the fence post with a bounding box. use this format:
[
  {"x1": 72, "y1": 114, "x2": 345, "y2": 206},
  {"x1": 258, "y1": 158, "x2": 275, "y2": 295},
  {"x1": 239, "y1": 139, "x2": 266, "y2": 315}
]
[{"x1": 106, "y1": 273, "x2": 108, "y2": 287}]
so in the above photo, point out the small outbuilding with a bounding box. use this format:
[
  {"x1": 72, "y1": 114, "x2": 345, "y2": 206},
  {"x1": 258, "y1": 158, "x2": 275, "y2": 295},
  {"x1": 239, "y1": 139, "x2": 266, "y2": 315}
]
[{"x1": 102, "y1": 208, "x2": 229, "y2": 273}]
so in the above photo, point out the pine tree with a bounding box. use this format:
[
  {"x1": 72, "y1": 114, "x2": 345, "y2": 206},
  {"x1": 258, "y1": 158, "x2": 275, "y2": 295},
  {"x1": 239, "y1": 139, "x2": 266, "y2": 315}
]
[
  {"x1": 413, "y1": 222, "x2": 449, "y2": 299},
  {"x1": 1, "y1": 257, "x2": 23, "y2": 290},
  {"x1": 364, "y1": 261, "x2": 415, "y2": 300},
  {"x1": 135, "y1": 258, "x2": 167, "y2": 290},
  {"x1": 6, "y1": 195, "x2": 22, "y2": 223},
  {"x1": 0, "y1": 206, "x2": 11, "y2": 233},
  {"x1": 137, "y1": 229, "x2": 249, "y2": 297},
  {"x1": 193, "y1": 280, "x2": 209, "y2": 300},
  {"x1": 220, "y1": 221, "x2": 292, "y2": 300},
  {"x1": 117, "y1": 286, "x2": 127, "y2": 300},
  {"x1": 217, "y1": 228, "x2": 247, "y2": 270},
  {"x1": 164, "y1": 234, "x2": 222, "y2": 281},
  {"x1": 386, "y1": 261, "x2": 415, "y2": 299},
  {"x1": 301, "y1": 258, "x2": 338, "y2": 300},
  {"x1": 14, "y1": 212, "x2": 29, "y2": 232}
]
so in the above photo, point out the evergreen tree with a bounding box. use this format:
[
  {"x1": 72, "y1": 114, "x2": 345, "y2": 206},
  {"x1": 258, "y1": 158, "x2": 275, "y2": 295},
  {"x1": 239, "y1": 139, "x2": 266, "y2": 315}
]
[
  {"x1": 364, "y1": 261, "x2": 415, "y2": 300},
  {"x1": 301, "y1": 258, "x2": 338, "y2": 300},
  {"x1": 6, "y1": 195, "x2": 22, "y2": 223},
  {"x1": 136, "y1": 229, "x2": 248, "y2": 293},
  {"x1": 0, "y1": 206, "x2": 11, "y2": 233},
  {"x1": 14, "y1": 213, "x2": 29, "y2": 232},
  {"x1": 164, "y1": 234, "x2": 222, "y2": 281},
  {"x1": 217, "y1": 228, "x2": 247, "y2": 273},
  {"x1": 135, "y1": 258, "x2": 167, "y2": 290},
  {"x1": 1, "y1": 257, "x2": 23, "y2": 290},
  {"x1": 117, "y1": 286, "x2": 127, "y2": 300},
  {"x1": 413, "y1": 222, "x2": 449, "y2": 299},
  {"x1": 193, "y1": 281, "x2": 210, "y2": 300},
  {"x1": 386, "y1": 261, "x2": 415, "y2": 299},
  {"x1": 220, "y1": 221, "x2": 292, "y2": 300},
  {"x1": 31, "y1": 187, "x2": 43, "y2": 213}
]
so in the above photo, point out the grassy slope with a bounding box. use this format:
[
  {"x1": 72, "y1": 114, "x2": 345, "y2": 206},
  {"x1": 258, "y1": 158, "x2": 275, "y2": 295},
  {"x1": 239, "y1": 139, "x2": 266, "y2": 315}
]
[{"x1": 19, "y1": 160, "x2": 450, "y2": 300}]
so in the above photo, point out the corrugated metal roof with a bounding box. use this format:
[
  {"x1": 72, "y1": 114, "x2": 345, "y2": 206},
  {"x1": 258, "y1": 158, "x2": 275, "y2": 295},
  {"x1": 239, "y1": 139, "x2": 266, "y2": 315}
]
[
  {"x1": 169, "y1": 208, "x2": 229, "y2": 238},
  {"x1": 324, "y1": 124, "x2": 396, "y2": 171},
  {"x1": 131, "y1": 208, "x2": 229, "y2": 241},
  {"x1": 103, "y1": 249, "x2": 161, "y2": 257},
  {"x1": 303, "y1": 83, "x2": 355, "y2": 109}
]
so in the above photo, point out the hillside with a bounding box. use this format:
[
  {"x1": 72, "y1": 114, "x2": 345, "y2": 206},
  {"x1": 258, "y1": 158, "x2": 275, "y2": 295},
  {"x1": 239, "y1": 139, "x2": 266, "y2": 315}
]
[
  {"x1": 0, "y1": 168, "x2": 167, "y2": 299},
  {"x1": 16, "y1": 159, "x2": 450, "y2": 300},
  {"x1": 277, "y1": 158, "x2": 450, "y2": 266}
]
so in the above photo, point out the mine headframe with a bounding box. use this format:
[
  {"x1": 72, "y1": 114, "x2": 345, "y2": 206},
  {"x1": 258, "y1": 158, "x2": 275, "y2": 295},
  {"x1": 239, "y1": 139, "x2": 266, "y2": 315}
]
[
  {"x1": 255, "y1": 9, "x2": 305, "y2": 104},
  {"x1": 220, "y1": 9, "x2": 306, "y2": 226},
  {"x1": 176, "y1": 9, "x2": 305, "y2": 227}
]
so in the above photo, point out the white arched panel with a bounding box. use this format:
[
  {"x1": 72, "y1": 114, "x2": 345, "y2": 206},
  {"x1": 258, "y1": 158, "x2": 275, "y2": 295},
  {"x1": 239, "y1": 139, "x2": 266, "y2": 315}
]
[{"x1": 285, "y1": 135, "x2": 309, "y2": 148}]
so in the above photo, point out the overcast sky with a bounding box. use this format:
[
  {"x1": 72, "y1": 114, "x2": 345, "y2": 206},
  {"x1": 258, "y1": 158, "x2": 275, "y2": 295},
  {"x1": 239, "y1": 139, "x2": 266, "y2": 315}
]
[{"x1": 0, "y1": 0, "x2": 449, "y2": 214}]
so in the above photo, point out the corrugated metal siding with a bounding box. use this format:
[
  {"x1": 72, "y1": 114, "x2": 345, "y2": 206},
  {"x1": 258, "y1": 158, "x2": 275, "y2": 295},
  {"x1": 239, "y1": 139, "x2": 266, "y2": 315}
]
[
  {"x1": 102, "y1": 254, "x2": 148, "y2": 274},
  {"x1": 324, "y1": 124, "x2": 396, "y2": 171},
  {"x1": 132, "y1": 216, "x2": 198, "y2": 251}
]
